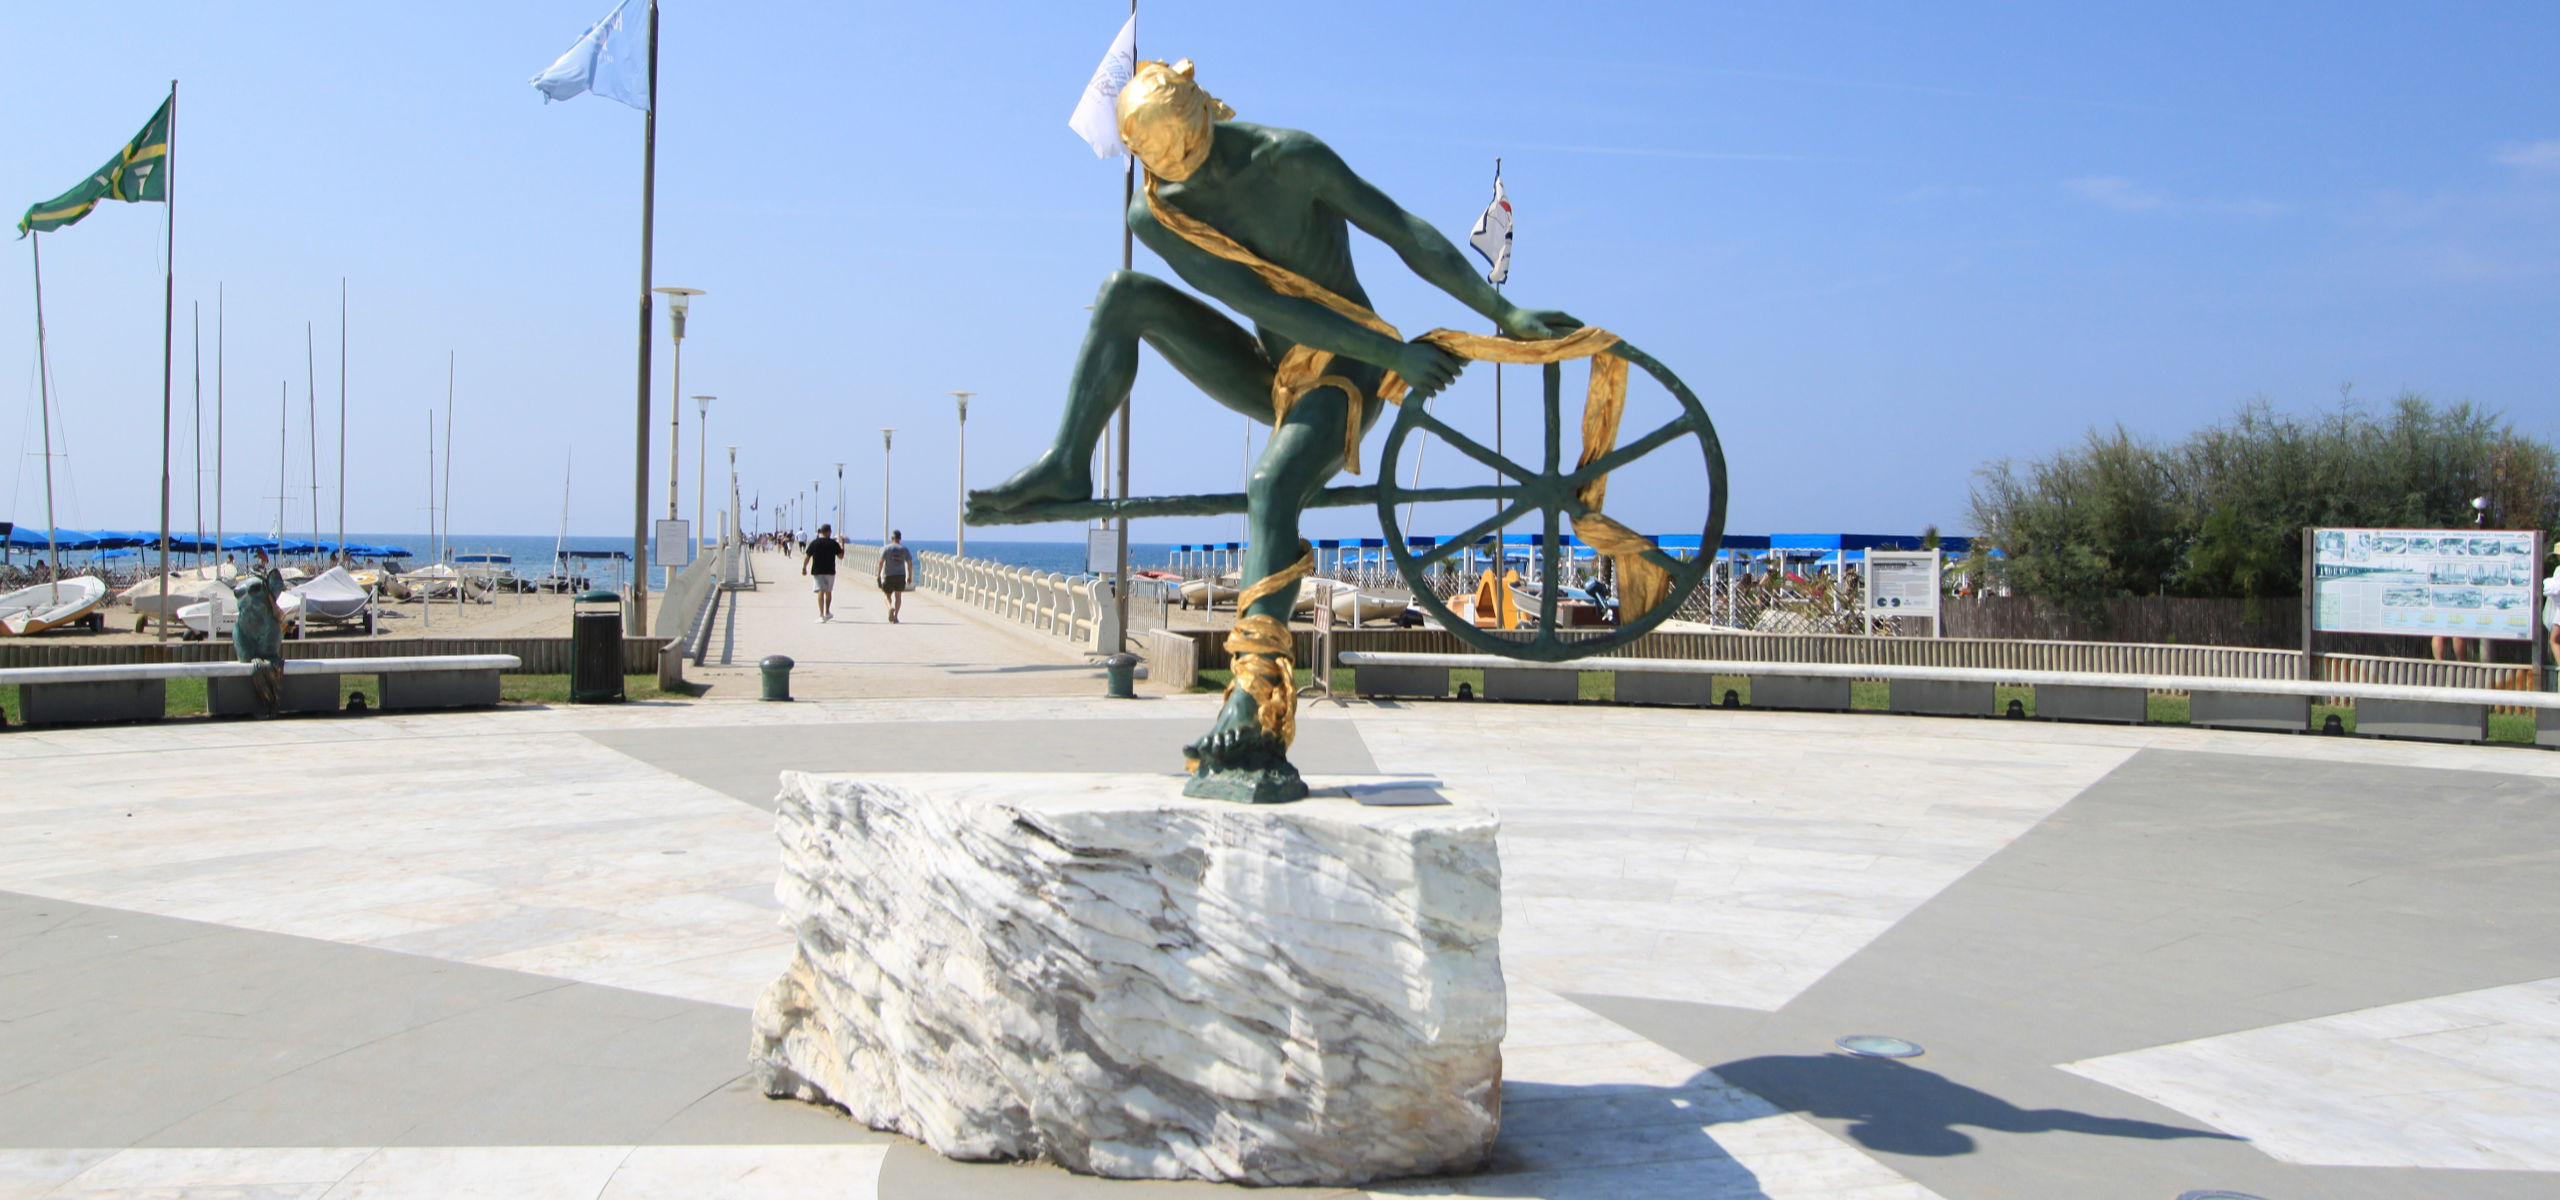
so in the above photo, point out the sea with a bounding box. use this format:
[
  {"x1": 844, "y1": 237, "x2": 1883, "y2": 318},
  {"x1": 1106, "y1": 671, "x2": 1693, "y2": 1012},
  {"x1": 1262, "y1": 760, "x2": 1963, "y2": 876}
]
[{"x1": 318, "y1": 534, "x2": 1181, "y2": 588}]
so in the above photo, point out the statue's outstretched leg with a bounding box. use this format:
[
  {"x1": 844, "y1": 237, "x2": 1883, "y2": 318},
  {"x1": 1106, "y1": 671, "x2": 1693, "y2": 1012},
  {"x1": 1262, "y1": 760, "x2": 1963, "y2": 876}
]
[
  {"x1": 968, "y1": 271, "x2": 1275, "y2": 520},
  {"x1": 1183, "y1": 375, "x2": 1381, "y2": 804}
]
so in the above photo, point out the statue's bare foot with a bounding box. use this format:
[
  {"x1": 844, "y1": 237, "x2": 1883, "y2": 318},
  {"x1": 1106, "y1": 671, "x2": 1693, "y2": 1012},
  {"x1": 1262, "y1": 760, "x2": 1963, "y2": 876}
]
[
  {"x1": 965, "y1": 452, "x2": 1092, "y2": 523},
  {"x1": 1181, "y1": 688, "x2": 1307, "y2": 804}
]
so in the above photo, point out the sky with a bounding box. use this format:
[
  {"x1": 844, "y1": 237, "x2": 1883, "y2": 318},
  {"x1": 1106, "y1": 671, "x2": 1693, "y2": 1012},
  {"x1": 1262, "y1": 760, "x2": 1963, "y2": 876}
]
[{"x1": 2, "y1": 1, "x2": 2555, "y2": 547}]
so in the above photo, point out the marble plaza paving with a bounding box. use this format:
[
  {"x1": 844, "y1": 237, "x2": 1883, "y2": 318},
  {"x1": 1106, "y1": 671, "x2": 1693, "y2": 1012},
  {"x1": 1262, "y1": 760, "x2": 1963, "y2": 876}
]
[{"x1": 3, "y1": 577, "x2": 2558, "y2": 1198}]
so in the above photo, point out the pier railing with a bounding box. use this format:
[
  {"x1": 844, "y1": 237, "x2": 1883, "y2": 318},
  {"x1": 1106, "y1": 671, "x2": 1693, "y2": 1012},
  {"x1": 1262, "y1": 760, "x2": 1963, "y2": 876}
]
[{"x1": 907, "y1": 550, "x2": 1106, "y2": 652}]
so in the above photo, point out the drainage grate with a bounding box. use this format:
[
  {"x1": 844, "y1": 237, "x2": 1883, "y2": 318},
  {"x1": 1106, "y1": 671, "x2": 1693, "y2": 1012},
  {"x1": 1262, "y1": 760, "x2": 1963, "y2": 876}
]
[
  {"x1": 2176, "y1": 1192, "x2": 2270, "y2": 1200},
  {"x1": 1834, "y1": 1034, "x2": 1925, "y2": 1058}
]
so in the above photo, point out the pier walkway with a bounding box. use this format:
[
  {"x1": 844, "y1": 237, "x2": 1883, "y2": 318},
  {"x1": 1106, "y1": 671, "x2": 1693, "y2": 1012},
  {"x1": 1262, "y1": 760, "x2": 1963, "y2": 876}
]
[{"x1": 685, "y1": 551, "x2": 1110, "y2": 701}]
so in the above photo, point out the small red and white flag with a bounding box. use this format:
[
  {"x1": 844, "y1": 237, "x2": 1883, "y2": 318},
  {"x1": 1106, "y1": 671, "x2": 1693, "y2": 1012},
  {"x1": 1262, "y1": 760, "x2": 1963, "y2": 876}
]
[{"x1": 1468, "y1": 162, "x2": 1512, "y2": 285}]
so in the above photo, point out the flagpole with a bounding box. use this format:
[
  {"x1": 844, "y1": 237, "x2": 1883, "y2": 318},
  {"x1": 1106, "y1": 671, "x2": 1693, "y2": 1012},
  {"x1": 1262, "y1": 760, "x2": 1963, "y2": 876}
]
[
  {"x1": 155, "y1": 79, "x2": 178, "y2": 638},
  {"x1": 30, "y1": 234, "x2": 59, "y2": 587},
  {"x1": 628, "y1": 0, "x2": 661, "y2": 631},
  {"x1": 1112, "y1": 0, "x2": 1136, "y2": 655}
]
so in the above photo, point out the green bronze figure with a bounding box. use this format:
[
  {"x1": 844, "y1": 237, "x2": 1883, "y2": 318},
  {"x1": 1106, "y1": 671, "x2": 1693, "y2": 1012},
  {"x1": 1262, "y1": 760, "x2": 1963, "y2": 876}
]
[
  {"x1": 969, "y1": 60, "x2": 1578, "y2": 803},
  {"x1": 231, "y1": 569, "x2": 287, "y2": 717}
]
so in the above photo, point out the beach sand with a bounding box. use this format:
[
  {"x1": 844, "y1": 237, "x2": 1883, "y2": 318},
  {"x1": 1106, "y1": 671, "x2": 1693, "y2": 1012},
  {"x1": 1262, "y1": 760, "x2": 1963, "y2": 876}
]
[{"x1": 62, "y1": 588, "x2": 647, "y2": 646}]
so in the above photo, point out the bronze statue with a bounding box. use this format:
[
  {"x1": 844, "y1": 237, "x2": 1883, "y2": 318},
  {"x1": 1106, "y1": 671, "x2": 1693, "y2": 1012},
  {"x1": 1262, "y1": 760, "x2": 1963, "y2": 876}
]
[
  {"x1": 969, "y1": 61, "x2": 1581, "y2": 803},
  {"x1": 231, "y1": 570, "x2": 285, "y2": 717}
]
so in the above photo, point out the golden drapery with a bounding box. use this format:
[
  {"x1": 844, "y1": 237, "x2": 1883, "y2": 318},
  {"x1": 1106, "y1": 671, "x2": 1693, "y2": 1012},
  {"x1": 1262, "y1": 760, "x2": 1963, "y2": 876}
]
[
  {"x1": 1214, "y1": 542, "x2": 1314, "y2": 749},
  {"x1": 1145, "y1": 175, "x2": 1673, "y2": 625}
]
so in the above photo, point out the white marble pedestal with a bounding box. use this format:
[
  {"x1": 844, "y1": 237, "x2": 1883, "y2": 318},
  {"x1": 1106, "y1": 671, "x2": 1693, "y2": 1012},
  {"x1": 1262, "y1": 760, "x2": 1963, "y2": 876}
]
[{"x1": 749, "y1": 772, "x2": 1504, "y2": 1187}]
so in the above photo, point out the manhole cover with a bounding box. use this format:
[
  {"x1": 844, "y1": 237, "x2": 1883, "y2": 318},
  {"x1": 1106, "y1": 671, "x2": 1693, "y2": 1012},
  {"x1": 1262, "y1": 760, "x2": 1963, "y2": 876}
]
[{"x1": 1834, "y1": 1034, "x2": 1925, "y2": 1058}]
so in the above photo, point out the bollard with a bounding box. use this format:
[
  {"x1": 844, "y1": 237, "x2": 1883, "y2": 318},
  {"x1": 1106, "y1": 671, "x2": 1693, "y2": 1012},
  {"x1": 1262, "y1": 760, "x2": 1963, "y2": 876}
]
[
  {"x1": 760, "y1": 655, "x2": 795, "y2": 702},
  {"x1": 1104, "y1": 653, "x2": 1139, "y2": 699}
]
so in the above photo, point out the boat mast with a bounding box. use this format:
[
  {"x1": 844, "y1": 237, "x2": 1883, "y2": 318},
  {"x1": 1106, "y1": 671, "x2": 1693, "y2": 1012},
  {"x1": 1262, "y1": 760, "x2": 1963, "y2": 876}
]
[
  {"x1": 443, "y1": 353, "x2": 457, "y2": 615},
  {"x1": 422, "y1": 408, "x2": 433, "y2": 632},
  {"x1": 216, "y1": 284, "x2": 223, "y2": 576},
  {"x1": 554, "y1": 448, "x2": 572, "y2": 588},
  {"x1": 275, "y1": 381, "x2": 286, "y2": 552},
  {"x1": 337, "y1": 279, "x2": 347, "y2": 563},
  {"x1": 191, "y1": 303, "x2": 201, "y2": 570},
  {"x1": 306, "y1": 322, "x2": 319, "y2": 568},
  {"x1": 29, "y1": 233, "x2": 60, "y2": 591}
]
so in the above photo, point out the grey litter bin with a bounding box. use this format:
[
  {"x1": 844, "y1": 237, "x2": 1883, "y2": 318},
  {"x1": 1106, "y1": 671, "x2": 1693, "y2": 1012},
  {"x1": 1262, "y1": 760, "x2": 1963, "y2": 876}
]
[{"x1": 570, "y1": 589, "x2": 625, "y2": 704}]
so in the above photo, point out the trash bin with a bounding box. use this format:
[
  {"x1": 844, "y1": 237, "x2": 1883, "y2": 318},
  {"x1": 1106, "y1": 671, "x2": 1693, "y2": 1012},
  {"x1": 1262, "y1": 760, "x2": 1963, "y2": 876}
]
[
  {"x1": 760, "y1": 655, "x2": 795, "y2": 702},
  {"x1": 571, "y1": 589, "x2": 625, "y2": 704},
  {"x1": 1104, "y1": 652, "x2": 1139, "y2": 699}
]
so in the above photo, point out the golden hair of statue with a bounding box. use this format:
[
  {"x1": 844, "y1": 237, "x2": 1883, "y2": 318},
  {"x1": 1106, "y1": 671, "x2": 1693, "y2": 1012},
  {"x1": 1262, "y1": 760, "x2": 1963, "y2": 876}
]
[{"x1": 1116, "y1": 59, "x2": 1232, "y2": 181}]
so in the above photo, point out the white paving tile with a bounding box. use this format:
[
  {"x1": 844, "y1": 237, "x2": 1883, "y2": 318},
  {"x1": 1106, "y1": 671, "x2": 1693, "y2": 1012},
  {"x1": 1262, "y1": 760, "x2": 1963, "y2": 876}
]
[
  {"x1": 318, "y1": 1147, "x2": 628, "y2": 1199},
  {"x1": 599, "y1": 1145, "x2": 888, "y2": 1200},
  {"x1": 2059, "y1": 975, "x2": 2560, "y2": 1172}
]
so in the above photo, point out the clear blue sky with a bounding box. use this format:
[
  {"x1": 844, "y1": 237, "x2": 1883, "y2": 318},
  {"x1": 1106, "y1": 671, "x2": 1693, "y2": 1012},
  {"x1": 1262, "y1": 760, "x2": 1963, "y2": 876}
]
[{"x1": 4, "y1": 2, "x2": 2554, "y2": 545}]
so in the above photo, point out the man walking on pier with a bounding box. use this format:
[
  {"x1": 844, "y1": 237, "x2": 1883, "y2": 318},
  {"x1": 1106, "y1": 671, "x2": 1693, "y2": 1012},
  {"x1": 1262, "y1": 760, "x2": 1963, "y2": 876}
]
[
  {"x1": 802, "y1": 524, "x2": 844, "y2": 623},
  {"x1": 878, "y1": 531, "x2": 913, "y2": 624}
]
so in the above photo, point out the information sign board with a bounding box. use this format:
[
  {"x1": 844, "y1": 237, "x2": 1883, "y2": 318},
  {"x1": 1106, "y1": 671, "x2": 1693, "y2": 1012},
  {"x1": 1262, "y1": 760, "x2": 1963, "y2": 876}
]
[
  {"x1": 1864, "y1": 551, "x2": 1941, "y2": 616},
  {"x1": 1863, "y1": 550, "x2": 1942, "y2": 637},
  {"x1": 654, "y1": 519, "x2": 693, "y2": 568},
  {"x1": 2311, "y1": 527, "x2": 2537, "y2": 640},
  {"x1": 1086, "y1": 526, "x2": 1125, "y2": 575}
]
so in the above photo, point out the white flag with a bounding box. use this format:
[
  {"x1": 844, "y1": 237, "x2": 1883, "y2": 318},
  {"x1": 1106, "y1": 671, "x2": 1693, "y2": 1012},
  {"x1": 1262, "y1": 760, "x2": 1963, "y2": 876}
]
[
  {"x1": 530, "y1": 0, "x2": 653, "y2": 111},
  {"x1": 1067, "y1": 15, "x2": 1138, "y2": 159},
  {"x1": 1469, "y1": 170, "x2": 1513, "y2": 285}
]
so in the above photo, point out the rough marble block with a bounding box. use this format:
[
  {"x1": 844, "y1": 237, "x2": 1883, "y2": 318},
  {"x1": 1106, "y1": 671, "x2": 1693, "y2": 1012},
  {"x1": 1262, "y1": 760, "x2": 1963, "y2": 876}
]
[{"x1": 750, "y1": 772, "x2": 1505, "y2": 1188}]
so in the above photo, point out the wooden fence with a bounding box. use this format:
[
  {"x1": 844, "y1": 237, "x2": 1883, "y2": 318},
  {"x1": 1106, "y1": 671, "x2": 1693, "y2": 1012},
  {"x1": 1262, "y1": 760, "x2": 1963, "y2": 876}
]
[{"x1": 0, "y1": 636, "x2": 666, "y2": 675}]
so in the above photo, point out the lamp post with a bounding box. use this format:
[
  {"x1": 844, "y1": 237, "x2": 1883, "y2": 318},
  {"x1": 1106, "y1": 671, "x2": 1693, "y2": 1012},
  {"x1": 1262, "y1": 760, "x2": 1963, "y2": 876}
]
[
  {"x1": 652, "y1": 286, "x2": 702, "y2": 589},
  {"x1": 725, "y1": 444, "x2": 739, "y2": 584},
  {"x1": 880, "y1": 428, "x2": 896, "y2": 547},
  {"x1": 693, "y1": 395, "x2": 713, "y2": 558},
  {"x1": 951, "y1": 391, "x2": 975, "y2": 559},
  {"x1": 834, "y1": 464, "x2": 845, "y2": 539}
]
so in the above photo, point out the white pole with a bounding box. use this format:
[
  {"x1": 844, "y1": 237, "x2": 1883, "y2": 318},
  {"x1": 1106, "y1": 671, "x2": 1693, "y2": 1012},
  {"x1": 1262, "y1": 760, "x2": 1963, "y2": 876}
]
[{"x1": 952, "y1": 391, "x2": 974, "y2": 558}]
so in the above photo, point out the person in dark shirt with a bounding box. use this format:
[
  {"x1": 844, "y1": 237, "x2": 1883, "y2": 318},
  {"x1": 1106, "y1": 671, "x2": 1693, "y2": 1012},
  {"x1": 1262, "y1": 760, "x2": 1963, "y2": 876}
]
[
  {"x1": 801, "y1": 524, "x2": 845, "y2": 623},
  {"x1": 877, "y1": 530, "x2": 914, "y2": 623}
]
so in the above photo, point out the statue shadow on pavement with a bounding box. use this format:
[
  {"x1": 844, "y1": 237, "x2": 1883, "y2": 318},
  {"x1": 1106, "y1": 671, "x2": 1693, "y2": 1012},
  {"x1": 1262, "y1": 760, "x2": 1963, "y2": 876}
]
[{"x1": 1706, "y1": 1055, "x2": 2243, "y2": 1158}]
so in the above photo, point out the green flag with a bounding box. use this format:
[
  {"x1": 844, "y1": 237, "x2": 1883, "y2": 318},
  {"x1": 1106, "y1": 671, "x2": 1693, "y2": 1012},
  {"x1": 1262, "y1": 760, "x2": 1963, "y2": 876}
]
[{"x1": 17, "y1": 96, "x2": 171, "y2": 237}]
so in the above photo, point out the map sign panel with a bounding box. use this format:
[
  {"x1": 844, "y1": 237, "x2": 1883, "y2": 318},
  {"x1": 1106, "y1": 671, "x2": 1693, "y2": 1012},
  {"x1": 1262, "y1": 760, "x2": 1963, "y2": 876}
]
[{"x1": 2311, "y1": 527, "x2": 2537, "y2": 640}]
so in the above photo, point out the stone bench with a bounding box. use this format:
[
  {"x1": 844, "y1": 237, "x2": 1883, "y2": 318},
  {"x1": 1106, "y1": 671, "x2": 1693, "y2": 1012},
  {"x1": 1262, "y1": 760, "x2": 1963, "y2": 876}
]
[
  {"x1": 246, "y1": 655, "x2": 520, "y2": 713},
  {"x1": 0, "y1": 661, "x2": 252, "y2": 725},
  {"x1": 4, "y1": 654, "x2": 521, "y2": 725},
  {"x1": 1339, "y1": 652, "x2": 2560, "y2": 748}
]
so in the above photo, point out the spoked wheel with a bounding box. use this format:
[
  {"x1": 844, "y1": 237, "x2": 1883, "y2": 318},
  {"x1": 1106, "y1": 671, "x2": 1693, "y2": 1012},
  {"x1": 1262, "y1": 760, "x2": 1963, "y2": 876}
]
[{"x1": 1372, "y1": 339, "x2": 1727, "y2": 662}]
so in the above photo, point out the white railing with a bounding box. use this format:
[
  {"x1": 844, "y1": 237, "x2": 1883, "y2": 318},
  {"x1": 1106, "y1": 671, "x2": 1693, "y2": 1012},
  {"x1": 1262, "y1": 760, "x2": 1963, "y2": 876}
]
[{"x1": 915, "y1": 551, "x2": 1104, "y2": 652}]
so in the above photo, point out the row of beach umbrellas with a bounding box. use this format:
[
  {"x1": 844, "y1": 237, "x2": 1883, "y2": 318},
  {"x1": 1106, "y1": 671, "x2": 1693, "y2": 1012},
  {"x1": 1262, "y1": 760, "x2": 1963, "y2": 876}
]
[{"x1": 0, "y1": 527, "x2": 412, "y2": 557}]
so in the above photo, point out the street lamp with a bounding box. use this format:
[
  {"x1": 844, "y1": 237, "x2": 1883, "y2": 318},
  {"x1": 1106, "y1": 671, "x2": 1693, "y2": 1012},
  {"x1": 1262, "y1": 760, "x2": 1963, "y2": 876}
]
[
  {"x1": 834, "y1": 464, "x2": 845, "y2": 540},
  {"x1": 880, "y1": 428, "x2": 896, "y2": 547},
  {"x1": 652, "y1": 286, "x2": 703, "y2": 579},
  {"x1": 952, "y1": 391, "x2": 975, "y2": 559},
  {"x1": 693, "y1": 395, "x2": 714, "y2": 558}
]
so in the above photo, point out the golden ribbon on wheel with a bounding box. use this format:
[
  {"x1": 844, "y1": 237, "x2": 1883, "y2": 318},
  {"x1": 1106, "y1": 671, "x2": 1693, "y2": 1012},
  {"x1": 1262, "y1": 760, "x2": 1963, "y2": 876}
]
[
  {"x1": 1213, "y1": 542, "x2": 1315, "y2": 748},
  {"x1": 1147, "y1": 176, "x2": 1672, "y2": 620}
]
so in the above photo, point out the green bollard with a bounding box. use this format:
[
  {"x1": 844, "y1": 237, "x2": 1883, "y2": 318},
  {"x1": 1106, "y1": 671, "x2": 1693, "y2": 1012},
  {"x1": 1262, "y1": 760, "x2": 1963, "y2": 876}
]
[
  {"x1": 1104, "y1": 653, "x2": 1138, "y2": 699},
  {"x1": 760, "y1": 655, "x2": 795, "y2": 702}
]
